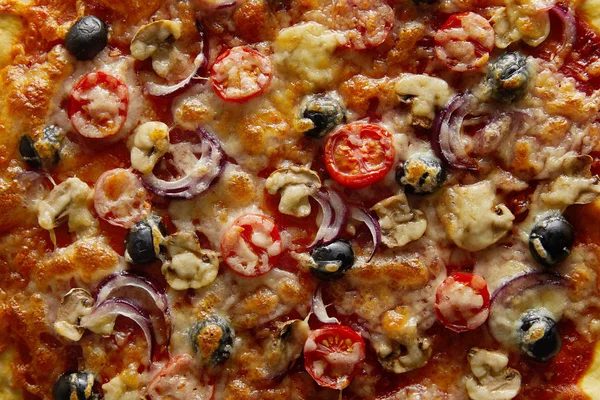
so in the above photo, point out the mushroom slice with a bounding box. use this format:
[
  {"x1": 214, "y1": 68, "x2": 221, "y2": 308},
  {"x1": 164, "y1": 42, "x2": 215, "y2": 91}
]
[
  {"x1": 130, "y1": 121, "x2": 170, "y2": 175},
  {"x1": 161, "y1": 231, "x2": 219, "y2": 290},
  {"x1": 267, "y1": 319, "x2": 310, "y2": 378},
  {"x1": 371, "y1": 193, "x2": 427, "y2": 248},
  {"x1": 54, "y1": 288, "x2": 94, "y2": 341},
  {"x1": 131, "y1": 20, "x2": 183, "y2": 61},
  {"x1": 266, "y1": 167, "x2": 322, "y2": 217},
  {"x1": 395, "y1": 74, "x2": 452, "y2": 128},
  {"x1": 465, "y1": 348, "x2": 521, "y2": 400}
]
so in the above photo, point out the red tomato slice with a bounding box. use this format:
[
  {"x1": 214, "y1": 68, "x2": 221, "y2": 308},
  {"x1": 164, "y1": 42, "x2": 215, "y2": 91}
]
[
  {"x1": 333, "y1": 0, "x2": 395, "y2": 50},
  {"x1": 69, "y1": 71, "x2": 129, "y2": 138},
  {"x1": 435, "y1": 272, "x2": 490, "y2": 333},
  {"x1": 210, "y1": 46, "x2": 272, "y2": 103},
  {"x1": 221, "y1": 214, "x2": 283, "y2": 277},
  {"x1": 324, "y1": 122, "x2": 395, "y2": 189},
  {"x1": 434, "y1": 12, "x2": 495, "y2": 72},
  {"x1": 147, "y1": 354, "x2": 214, "y2": 400},
  {"x1": 94, "y1": 168, "x2": 151, "y2": 228},
  {"x1": 304, "y1": 325, "x2": 366, "y2": 390}
]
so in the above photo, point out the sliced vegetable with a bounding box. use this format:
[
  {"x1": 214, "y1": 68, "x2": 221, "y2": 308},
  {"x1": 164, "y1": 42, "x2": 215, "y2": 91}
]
[
  {"x1": 53, "y1": 371, "x2": 98, "y2": 400},
  {"x1": 19, "y1": 135, "x2": 42, "y2": 169},
  {"x1": 304, "y1": 325, "x2": 366, "y2": 390},
  {"x1": 396, "y1": 153, "x2": 446, "y2": 194},
  {"x1": 309, "y1": 188, "x2": 348, "y2": 247},
  {"x1": 310, "y1": 240, "x2": 355, "y2": 281},
  {"x1": 54, "y1": 288, "x2": 94, "y2": 341},
  {"x1": 487, "y1": 52, "x2": 531, "y2": 104},
  {"x1": 301, "y1": 95, "x2": 346, "y2": 138},
  {"x1": 146, "y1": 354, "x2": 214, "y2": 400},
  {"x1": 142, "y1": 129, "x2": 225, "y2": 199},
  {"x1": 529, "y1": 212, "x2": 574, "y2": 267},
  {"x1": 265, "y1": 167, "x2": 322, "y2": 218},
  {"x1": 311, "y1": 286, "x2": 340, "y2": 324},
  {"x1": 80, "y1": 298, "x2": 154, "y2": 363},
  {"x1": 221, "y1": 214, "x2": 283, "y2": 277},
  {"x1": 324, "y1": 122, "x2": 395, "y2": 189},
  {"x1": 210, "y1": 46, "x2": 272, "y2": 103},
  {"x1": 546, "y1": 6, "x2": 576, "y2": 69},
  {"x1": 189, "y1": 316, "x2": 234, "y2": 365},
  {"x1": 125, "y1": 216, "x2": 166, "y2": 265},
  {"x1": 65, "y1": 16, "x2": 108, "y2": 61},
  {"x1": 94, "y1": 168, "x2": 150, "y2": 228},
  {"x1": 69, "y1": 71, "x2": 129, "y2": 139},
  {"x1": 130, "y1": 121, "x2": 170, "y2": 175},
  {"x1": 349, "y1": 206, "x2": 381, "y2": 261},
  {"x1": 434, "y1": 12, "x2": 495, "y2": 72},
  {"x1": 435, "y1": 273, "x2": 490, "y2": 333},
  {"x1": 518, "y1": 309, "x2": 562, "y2": 363},
  {"x1": 333, "y1": 0, "x2": 394, "y2": 50},
  {"x1": 146, "y1": 53, "x2": 206, "y2": 96}
]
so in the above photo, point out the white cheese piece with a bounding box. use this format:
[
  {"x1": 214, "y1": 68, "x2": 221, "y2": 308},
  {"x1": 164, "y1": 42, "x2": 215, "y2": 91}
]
[
  {"x1": 372, "y1": 193, "x2": 427, "y2": 248},
  {"x1": 437, "y1": 181, "x2": 514, "y2": 252},
  {"x1": 465, "y1": 348, "x2": 521, "y2": 400},
  {"x1": 130, "y1": 121, "x2": 170, "y2": 174},
  {"x1": 395, "y1": 74, "x2": 452, "y2": 120},
  {"x1": 162, "y1": 232, "x2": 219, "y2": 290}
]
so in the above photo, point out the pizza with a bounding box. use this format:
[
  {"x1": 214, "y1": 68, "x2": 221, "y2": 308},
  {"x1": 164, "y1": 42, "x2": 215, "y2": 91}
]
[{"x1": 3, "y1": 0, "x2": 600, "y2": 398}]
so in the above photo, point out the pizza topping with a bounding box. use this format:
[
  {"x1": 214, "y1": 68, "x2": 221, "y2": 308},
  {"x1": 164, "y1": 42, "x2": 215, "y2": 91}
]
[
  {"x1": 528, "y1": 212, "x2": 574, "y2": 267},
  {"x1": 310, "y1": 239, "x2": 355, "y2": 281},
  {"x1": 210, "y1": 46, "x2": 272, "y2": 103},
  {"x1": 125, "y1": 216, "x2": 166, "y2": 265},
  {"x1": 465, "y1": 348, "x2": 521, "y2": 400},
  {"x1": 94, "y1": 168, "x2": 151, "y2": 229},
  {"x1": 221, "y1": 214, "x2": 283, "y2": 277},
  {"x1": 190, "y1": 316, "x2": 234, "y2": 365},
  {"x1": 130, "y1": 20, "x2": 183, "y2": 66},
  {"x1": 312, "y1": 286, "x2": 341, "y2": 324},
  {"x1": 69, "y1": 71, "x2": 129, "y2": 139},
  {"x1": 324, "y1": 122, "x2": 395, "y2": 189},
  {"x1": 268, "y1": 320, "x2": 310, "y2": 377},
  {"x1": 54, "y1": 288, "x2": 94, "y2": 341},
  {"x1": 146, "y1": 53, "x2": 206, "y2": 96},
  {"x1": 396, "y1": 153, "x2": 446, "y2": 195},
  {"x1": 141, "y1": 129, "x2": 225, "y2": 199},
  {"x1": 310, "y1": 187, "x2": 349, "y2": 247},
  {"x1": 161, "y1": 231, "x2": 220, "y2": 290},
  {"x1": 299, "y1": 94, "x2": 347, "y2": 138},
  {"x1": 266, "y1": 167, "x2": 321, "y2": 218},
  {"x1": 372, "y1": 193, "x2": 427, "y2": 249},
  {"x1": 333, "y1": 0, "x2": 394, "y2": 50},
  {"x1": 487, "y1": 52, "x2": 531, "y2": 104},
  {"x1": 348, "y1": 206, "x2": 381, "y2": 261},
  {"x1": 304, "y1": 325, "x2": 366, "y2": 390},
  {"x1": 65, "y1": 16, "x2": 108, "y2": 61},
  {"x1": 376, "y1": 307, "x2": 433, "y2": 374},
  {"x1": 146, "y1": 354, "x2": 214, "y2": 400},
  {"x1": 395, "y1": 74, "x2": 452, "y2": 124},
  {"x1": 517, "y1": 309, "x2": 561, "y2": 362},
  {"x1": 435, "y1": 12, "x2": 495, "y2": 72},
  {"x1": 80, "y1": 298, "x2": 154, "y2": 363},
  {"x1": 37, "y1": 177, "x2": 97, "y2": 238},
  {"x1": 130, "y1": 121, "x2": 170, "y2": 175},
  {"x1": 437, "y1": 181, "x2": 514, "y2": 252},
  {"x1": 19, "y1": 135, "x2": 42, "y2": 169},
  {"x1": 53, "y1": 371, "x2": 98, "y2": 400},
  {"x1": 435, "y1": 273, "x2": 490, "y2": 333}
]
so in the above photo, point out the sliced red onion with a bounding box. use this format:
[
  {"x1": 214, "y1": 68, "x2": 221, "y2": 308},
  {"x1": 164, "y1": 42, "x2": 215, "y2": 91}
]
[
  {"x1": 311, "y1": 286, "x2": 340, "y2": 325},
  {"x1": 490, "y1": 271, "x2": 565, "y2": 303},
  {"x1": 309, "y1": 188, "x2": 348, "y2": 247},
  {"x1": 548, "y1": 6, "x2": 576, "y2": 69},
  {"x1": 146, "y1": 53, "x2": 207, "y2": 96},
  {"x1": 95, "y1": 272, "x2": 170, "y2": 345},
  {"x1": 80, "y1": 298, "x2": 153, "y2": 363},
  {"x1": 349, "y1": 206, "x2": 381, "y2": 262},
  {"x1": 432, "y1": 94, "x2": 479, "y2": 170},
  {"x1": 143, "y1": 129, "x2": 225, "y2": 199}
]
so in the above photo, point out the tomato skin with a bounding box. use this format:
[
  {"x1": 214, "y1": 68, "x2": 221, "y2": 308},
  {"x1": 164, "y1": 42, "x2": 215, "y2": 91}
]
[
  {"x1": 69, "y1": 71, "x2": 129, "y2": 139},
  {"x1": 435, "y1": 273, "x2": 490, "y2": 333},
  {"x1": 210, "y1": 46, "x2": 272, "y2": 103},
  {"x1": 324, "y1": 122, "x2": 395, "y2": 189},
  {"x1": 221, "y1": 214, "x2": 283, "y2": 277},
  {"x1": 304, "y1": 324, "x2": 366, "y2": 390},
  {"x1": 333, "y1": 0, "x2": 395, "y2": 50}
]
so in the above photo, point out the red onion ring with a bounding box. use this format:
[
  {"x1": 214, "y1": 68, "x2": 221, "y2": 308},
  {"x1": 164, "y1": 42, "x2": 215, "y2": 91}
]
[
  {"x1": 311, "y1": 286, "x2": 340, "y2": 325},
  {"x1": 146, "y1": 53, "x2": 207, "y2": 96},
  {"x1": 309, "y1": 188, "x2": 348, "y2": 248},
  {"x1": 349, "y1": 206, "x2": 381, "y2": 262},
  {"x1": 432, "y1": 94, "x2": 479, "y2": 170},
  {"x1": 142, "y1": 129, "x2": 225, "y2": 199},
  {"x1": 80, "y1": 298, "x2": 154, "y2": 363},
  {"x1": 548, "y1": 6, "x2": 576, "y2": 69},
  {"x1": 95, "y1": 272, "x2": 171, "y2": 346}
]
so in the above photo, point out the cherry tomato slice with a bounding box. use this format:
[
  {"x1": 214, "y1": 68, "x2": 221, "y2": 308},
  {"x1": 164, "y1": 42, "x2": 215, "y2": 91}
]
[
  {"x1": 333, "y1": 0, "x2": 395, "y2": 50},
  {"x1": 304, "y1": 325, "x2": 366, "y2": 390},
  {"x1": 69, "y1": 71, "x2": 129, "y2": 138},
  {"x1": 324, "y1": 122, "x2": 395, "y2": 189},
  {"x1": 210, "y1": 46, "x2": 272, "y2": 103},
  {"x1": 434, "y1": 12, "x2": 495, "y2": 72},
  {"x1": 221, "y1": 214, "x2": 283, "y2": 277},
  {"x1": 94, "y1": 168, "x2": 151, "y2": 228},
  {"x1": 435, "y1": 272, "x2": 490, "y2": 333},
  {"x1": 146, "y1": 354, "x2": 214, "y2": 400}
]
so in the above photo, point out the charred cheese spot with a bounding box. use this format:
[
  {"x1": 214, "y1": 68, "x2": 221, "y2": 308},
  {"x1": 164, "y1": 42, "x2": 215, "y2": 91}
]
[
  {"x1": 386, "y1": 21, "x2": 426, "y2": 68},
  {"x1": 232, "y1": 287, "x2": 280, "y2": 329},
  {"x1": 339, "y1": 75, "x2": 398, "y2": 115},
  {"x1": 234, "y1": 0, "x2": 275, "y2": 42},
  {"x1": 0, "y1": 13, "x2": 24, "y2": 69}
]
